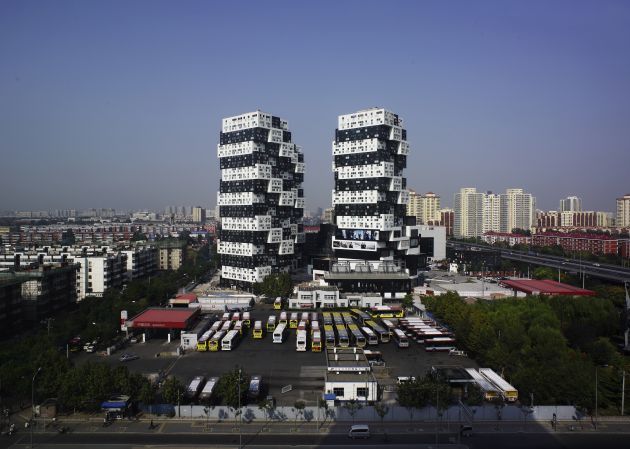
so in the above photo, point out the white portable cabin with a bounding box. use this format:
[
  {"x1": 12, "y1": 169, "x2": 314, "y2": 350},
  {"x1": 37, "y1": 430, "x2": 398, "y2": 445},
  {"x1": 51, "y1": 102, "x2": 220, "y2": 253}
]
[{"x1": 273, "y1": 323, "x2": 287, "y2": 343}]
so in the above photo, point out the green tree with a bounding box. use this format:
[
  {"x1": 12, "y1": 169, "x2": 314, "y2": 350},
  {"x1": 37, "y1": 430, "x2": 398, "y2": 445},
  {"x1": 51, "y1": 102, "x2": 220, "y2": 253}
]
[
  {"x1": 293, "y1": 400, "x2": 306, "y2": 428},
  {"x1": 343, "y1": 399, "x2": 362, "y2": 423},
  {"x1": 374, "y1": 402, "x2": 389, "y2": 432},
  {"x1": 464, "y1": 383, "x2": 484, "y2": 406},
  {"x1": 401, "y1": 294, "x2": 414, "y2": 312},
  {"x1": 161, "y1": 376, "x2": 185, "y2": 405},
  {"x1": 216, "y1": 367, "x2": 249, "y2": 409}
]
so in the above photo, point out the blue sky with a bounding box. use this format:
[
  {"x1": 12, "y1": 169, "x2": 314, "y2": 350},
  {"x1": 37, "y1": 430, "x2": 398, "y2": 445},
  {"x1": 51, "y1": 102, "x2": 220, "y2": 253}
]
[{"x1": 1, "y1": 0, "x2": 629, "y2": 212}]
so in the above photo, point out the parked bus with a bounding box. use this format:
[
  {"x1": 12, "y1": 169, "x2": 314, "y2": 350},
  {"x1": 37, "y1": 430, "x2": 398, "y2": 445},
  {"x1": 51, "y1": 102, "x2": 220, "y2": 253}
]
[
  {"x1": 324, "y1": 324, "x2": 336, "y2": 347},
  {"x1": 322, "y1": 312, "x2": 333, "y2": 326},
  {"x1": 366, "y1": 320, "x2": 390, "y2": 343},
  {"x1": 464, "y1": 369, "x2": 501, "y2": 402},
  {"x1": 362, "y1": 326, "x2": 379, "y2": 345},
  {"x1": 348, "y1": 324, "x2": 366, "y2": 348},
  {"x1": 297, "y1": 320, "x2": 308, "y2": 332},
  {"x1": 221, "y1": 312, "x2": 230, "y2": 321},
  {"x1": 197, "y1": 330, "x2": 214, "y2": 351},
  {"x1": 424, "y1": 337, "x2": 456, "y2": 352},
  {"x1": 185, "y1": 376, "x2": 206, "y2": 401},
  {"x1": 289, "y1": 313, "x2": 299, "y2": 329},
  {"x1": 242, "y1": 312, "x2": 251, "y2": 327},
  {"x1": 210, "y1": 320, "x2": 222, "y2": 332},
  {"x1": 479, "y1": 368, "x2": 518, "y2": 402},
  {"x1": 341, "y1": 312, "x2": 353, "y2": 326},
  {"x1": 296, "y1": 329, "x2": 308, "y2": 351},
  {"x1": 381, "y1": 319, "x2": 396, "y2": 334},
  {"x1": 221, "y1": 329, "x2": 240, "y2": 351},
  {"x1": 279, "y1": 311, "x2": 288, "y2": 326},
  {"x1": 266, "y1": 315, "x2": 277, "y2": 332},
  {"x1": 220, "y1": 320, "x2": 232, "y2": 332},
  {"x1": 208, "y1": 331, "x2": 225, "y2": 351},
  {"x1": 332, "y1": 312, "x2": 344, "y2": 327},
  {"x1": 369, "y1": 305, "x2": 404, "y2": 319},
  {"x1": 335, "y1": 324, "x2": 350, "y2": 347},
  {"x1": 252, "y1": 321, "x2": 264, "y2": 339},
  {"x1": 231, "y1": 312, "x2": 241, "y2": 322},
  {"x1": 272, "y1": 323, "x2": 287, "y2": 343},
  {"x1": 311, "y1": 330, "x2": 322, "y2": 352},
  {"x1": 274, "y1": 297, "x2": 282, "y2": 310},
  {"x1": 248, "y1": 375, "x2": 262, "y2": 400},
  {"x1": 311, "y1": 320, "x2": 320, "y2": 336},
  {"x1": 393, "y1": 329, "x2": 409, "y2": 348},
  {"x1": 199, "y1": 376, "x2": 219, "y2": 401},
  {"x1": 351, "y1": 308, "x2": 372, "y2": 325},
  {"x1": 310, "y1": 312, "x2": 318, "y2": 323},
  {"x1": 301, "y1": 312, "x2": 310, "y2": 324}
]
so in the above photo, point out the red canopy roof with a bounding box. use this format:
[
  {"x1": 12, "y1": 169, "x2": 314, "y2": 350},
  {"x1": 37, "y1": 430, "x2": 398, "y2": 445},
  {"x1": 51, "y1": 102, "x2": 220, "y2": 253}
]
[
  {"x1": 501, "y1": 279, "x2": 596, "y2": 296},
  {"x1": 127, "y1": 308, "x2": 199, "y2": 329}
]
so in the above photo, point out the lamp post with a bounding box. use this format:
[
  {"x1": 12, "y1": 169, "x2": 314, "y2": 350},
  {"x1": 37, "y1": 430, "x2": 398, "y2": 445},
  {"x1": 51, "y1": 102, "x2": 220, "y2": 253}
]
[
  {"x1": 31, "y1": 367, "x2": 42, "y2": 448},
  {"x1": 595, "y1": 367, "x2": 598, "y2": 430},
  {"x1": 238, "y1": 368, "x2": 242, "y2": 449}
]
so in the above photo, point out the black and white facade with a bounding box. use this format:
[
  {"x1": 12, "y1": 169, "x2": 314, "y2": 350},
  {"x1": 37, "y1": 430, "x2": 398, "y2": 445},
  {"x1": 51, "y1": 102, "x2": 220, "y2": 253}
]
[
  {"x1": 217, "y1": 111, "x2": 305, "y2": 289},
  {"x1": 329, "y1": 108, "x2": 421, "y2": 295}
]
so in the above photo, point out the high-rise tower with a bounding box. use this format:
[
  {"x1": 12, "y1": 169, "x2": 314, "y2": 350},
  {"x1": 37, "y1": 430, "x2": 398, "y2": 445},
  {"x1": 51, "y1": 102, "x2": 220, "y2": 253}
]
[
  {"x1": 217, "y1": 111, "x2": 305, "y2": 290},
  {"x1": 329, "y1": 108, "x2": 420, "y2": 290}
]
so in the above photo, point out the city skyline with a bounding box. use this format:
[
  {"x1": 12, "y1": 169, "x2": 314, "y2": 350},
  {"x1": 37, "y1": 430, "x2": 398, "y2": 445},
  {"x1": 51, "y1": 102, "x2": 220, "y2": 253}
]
[{"x1": 2, "y1": 1, "x2": 629, "y2": 212}]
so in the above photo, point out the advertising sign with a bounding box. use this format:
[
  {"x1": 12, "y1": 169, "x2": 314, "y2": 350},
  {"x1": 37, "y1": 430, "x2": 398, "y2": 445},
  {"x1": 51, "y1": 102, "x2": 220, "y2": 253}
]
[
  {"x1": 120, "y1": 310, "x2": 128, "y2": 331},
  {"x1": 332, "y1": 239, "x2": 377, "y2": 251},
  {"x1": 335, "y1": 229, "x2": 379, "y2": 241}
]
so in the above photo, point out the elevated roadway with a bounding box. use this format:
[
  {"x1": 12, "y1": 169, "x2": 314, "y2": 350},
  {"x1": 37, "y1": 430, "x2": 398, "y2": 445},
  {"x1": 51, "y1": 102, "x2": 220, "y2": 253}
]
[{"x1": 447, "y1": 241, "x2": 630, "y2": 284}]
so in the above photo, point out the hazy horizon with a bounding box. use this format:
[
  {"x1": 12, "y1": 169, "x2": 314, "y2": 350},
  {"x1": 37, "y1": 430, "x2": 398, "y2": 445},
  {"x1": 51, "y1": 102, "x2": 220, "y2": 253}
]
[{"x1": 2, "y1": 1, "x2": 629, "y2": 213}]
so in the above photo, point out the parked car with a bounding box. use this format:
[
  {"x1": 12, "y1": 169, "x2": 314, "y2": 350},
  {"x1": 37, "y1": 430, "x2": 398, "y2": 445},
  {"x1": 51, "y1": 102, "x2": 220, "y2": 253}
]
[
  {"x1": 119, "y1": 353, "x2": 139, "y2": 362},
  {"x1": 348, "y1": 424, "x2": 370, "y2": 439}
]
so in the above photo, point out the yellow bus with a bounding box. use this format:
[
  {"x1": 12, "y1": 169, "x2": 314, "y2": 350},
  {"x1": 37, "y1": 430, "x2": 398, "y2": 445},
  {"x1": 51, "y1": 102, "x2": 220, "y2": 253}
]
[
  {"x1": 253, "y1": 321, "x2": 264, "y2": 339},
  {"x1": 196, "y1": 330, "x2": 214, "y2": 351},
  {"x1": 266, "y1": 315, "x2": 277, "y2": 332},
  {"x1": 274, "y1": 297, "x2": 282, "y2": 310},
  {"x1": 369, "y1": 306, "x2": 404, "y2": 319},
  {"x1": 289, "y1": 312, "x2": 299, "y2": 329},
  {"x1": 208, "y1": 331, "x2": 225, "y2": 352}
]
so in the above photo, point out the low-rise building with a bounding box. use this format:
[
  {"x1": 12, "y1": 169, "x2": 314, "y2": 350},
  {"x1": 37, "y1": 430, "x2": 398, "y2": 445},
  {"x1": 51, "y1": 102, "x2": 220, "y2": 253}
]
[
  {"x1": 324, "y1": 347, "x2": 377, "y2": 403},
  {"x1": 289, "y1": 284, "x2": 383, "y2": 309}
]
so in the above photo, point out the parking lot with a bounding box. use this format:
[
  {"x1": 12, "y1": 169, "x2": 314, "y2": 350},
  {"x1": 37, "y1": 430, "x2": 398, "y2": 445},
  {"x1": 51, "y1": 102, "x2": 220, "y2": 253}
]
[{"x1": 78, "y1": 303, "x2": 478, "y2": 405}]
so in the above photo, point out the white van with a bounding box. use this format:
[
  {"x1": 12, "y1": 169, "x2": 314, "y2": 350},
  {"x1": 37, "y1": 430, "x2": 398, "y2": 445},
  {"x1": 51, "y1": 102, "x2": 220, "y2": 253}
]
[{"x1": 348, "y1": 424, "x2": 370, "y2": 439}]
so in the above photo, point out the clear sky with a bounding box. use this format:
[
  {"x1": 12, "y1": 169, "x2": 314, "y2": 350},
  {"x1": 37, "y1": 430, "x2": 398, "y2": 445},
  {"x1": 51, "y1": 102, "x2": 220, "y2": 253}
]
[{"x1": 1, "y1": 0, "x2": 628, "y2": 213}]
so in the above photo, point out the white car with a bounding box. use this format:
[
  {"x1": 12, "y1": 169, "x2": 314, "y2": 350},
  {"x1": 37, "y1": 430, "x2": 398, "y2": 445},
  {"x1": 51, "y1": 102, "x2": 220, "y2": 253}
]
[{"x1": 119, "y1": 353, "x2": 139, "y2": 362}]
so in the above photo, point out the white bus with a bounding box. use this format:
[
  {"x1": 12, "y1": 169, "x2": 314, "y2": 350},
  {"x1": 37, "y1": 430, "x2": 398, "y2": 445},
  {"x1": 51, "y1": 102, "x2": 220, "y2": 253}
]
[
  {"x1": 301, "y1": 312, "x2": 310, "y2": 324},
  {"x1": 242, "y1": 311, "x2": 251, "y2": 327},
  {"x1": 234, "y1": 320, "x2": 244, "y2": 335},
  {"x1": 185, "y1": 376, "x2": 205, "y2": 400},
  {"x1": 296, "y1": 329, "x2": 308, "y2": 351},
  {"x1": 221, "y1": 329, "x2": 240, "y2": 351},
  {"x1": 279, "y1": 311, "x2": 288, "y2": 325},
  {"x1": 199, "y1": 376, "x2": 219, "y2": 401},
  {"x1": 311, "y1": 320, "x2": 320, "y2": 335},
  {"x1": 464, "y1": 369, "x2": 500, "y2": 402},
  {"x1": 310, "y1": 312, "x2": 318, "y2": 323},
  {"x1": 479, "y1": 368, "x2": 518, "y2": 402},
  {"x1": 393, "y1": 329, "x2": 409, "y2": 348},
  {"x1": 221, "y1": 312, "x2": 230, "y2": 321},
  {"x1": 311, "y1": 330, "x2": 322, "y2": 352},
  {"x1": 210, "y1": 321, "x2": 222, "y2": 332},
  {"x1": 424, "y1": 337, "x2": 456, "y2": 352},
  {"x1": 231, "y1": 312, "x2": 241, "y2": 322},
  {"x1": 362, "y1": 326, "x2": 379, "y2": 345},
  {"x1": 273, "y1": 323, "x2": 287, "y2": 343}
]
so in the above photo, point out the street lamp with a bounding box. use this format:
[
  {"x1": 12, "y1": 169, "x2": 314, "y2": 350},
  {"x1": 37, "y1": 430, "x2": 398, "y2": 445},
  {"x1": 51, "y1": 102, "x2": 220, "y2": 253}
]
[
  {"x1": 31, "y1": 367, "x2": 42, "y2": 448},
  {"x1": 238, "y1": 368, "x2": 242, "y2": 449}
]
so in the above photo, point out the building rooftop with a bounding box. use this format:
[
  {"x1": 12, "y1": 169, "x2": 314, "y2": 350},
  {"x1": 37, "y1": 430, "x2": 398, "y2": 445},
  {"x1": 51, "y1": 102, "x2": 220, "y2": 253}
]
[
  {"x1": 127, "y1": 307, "x2": 200, "y2": 329},
  {"x1": 500, "y1": 279, "x2": 596, "y2": 296},
  {"x1": 325, "y1": 347, "x2": 371, "y2": 372}
]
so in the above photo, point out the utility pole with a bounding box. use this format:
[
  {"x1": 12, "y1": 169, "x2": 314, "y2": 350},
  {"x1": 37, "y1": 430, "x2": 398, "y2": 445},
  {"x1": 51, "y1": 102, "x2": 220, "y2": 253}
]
[
  {"x1": 622, "y1": 370, "x2": 626, "y2": 416},
  {"x1": 31, "y1": 367, "x2": 42, "y2": 449},
  {"x1": 238, "y1": 369, "x2": 242, "y2": 449},
  {"x1": 595, "y1": 367, "x2": 598, "y2": 430}
]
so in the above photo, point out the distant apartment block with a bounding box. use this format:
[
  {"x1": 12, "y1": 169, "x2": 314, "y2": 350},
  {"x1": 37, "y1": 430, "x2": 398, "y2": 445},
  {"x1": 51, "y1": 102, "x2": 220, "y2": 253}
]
[
  {"x1": 192, "y1": 206, "x2": 206, "y2": 223},
  {"x1": 0, "y1": 263, "x2": 79, "y2": 322},
  {"x1": 617, "y1": 194, "x2": 630, "y2": 228},
  {"x1": 532, "y1": 232, "x2": 630, "y2": 257},
  {"x1": 407, "y1": 191, "x2": 441, "y2": 225},
  {"x1": 157, "y1": 242, "x2": 186, "y2": 271},
  {"x1": 560, "y1": 196, "x2": 582, "y2": 213},
  {"x1": 454, "y1": 188, "x2": 485, "y2": 238}
]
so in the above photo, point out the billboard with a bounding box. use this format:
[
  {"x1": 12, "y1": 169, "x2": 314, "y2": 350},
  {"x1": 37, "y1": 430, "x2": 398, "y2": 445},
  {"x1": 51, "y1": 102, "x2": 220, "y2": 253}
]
[
  {"x1": 332, "y1": 239, "x2": 377, "y2": 251},
  {"x1": 335, "y1": 229, "x2": 379, "y2": 241}
]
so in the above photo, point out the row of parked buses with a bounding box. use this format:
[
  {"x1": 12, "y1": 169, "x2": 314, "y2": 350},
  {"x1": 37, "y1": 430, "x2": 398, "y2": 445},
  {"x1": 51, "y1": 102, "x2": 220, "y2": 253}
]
[
  {"x1": 396, "y1": 317, "x2": 457, "y2": 352},
  {"x1": 184, "y1": 374, "x2": 263, "y2": 404},
  {"x1": 464, "y1": 368, "x2": 518, "y2": 402}
]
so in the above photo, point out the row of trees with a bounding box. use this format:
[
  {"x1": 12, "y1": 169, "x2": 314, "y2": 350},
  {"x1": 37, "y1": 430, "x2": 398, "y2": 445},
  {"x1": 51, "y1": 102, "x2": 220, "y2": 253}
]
[{"x1": 423, "y1": 292, "x2": 629, "y2": 413}]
